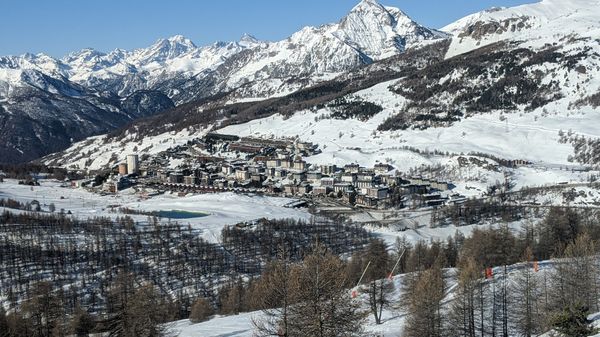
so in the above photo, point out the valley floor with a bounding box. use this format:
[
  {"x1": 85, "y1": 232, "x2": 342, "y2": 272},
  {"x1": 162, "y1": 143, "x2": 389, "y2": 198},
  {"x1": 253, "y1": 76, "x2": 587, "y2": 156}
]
[
  {"x1": 2, "y1": 176, "x2": 600, "y2": 247},
  {"x1": 0, "y1": 179, "x2": 310, "y2": 244}
]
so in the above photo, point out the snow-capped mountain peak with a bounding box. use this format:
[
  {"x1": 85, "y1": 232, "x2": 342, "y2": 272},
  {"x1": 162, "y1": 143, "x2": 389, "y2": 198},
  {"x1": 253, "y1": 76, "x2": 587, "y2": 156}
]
[
  {"x1": 239, "y1": 33, "x2": 260, "y2": 47},
  {"x1": 337, "y1": 0, "x2": 446, "y2": 59},
  {"x1": 0, "y1": 53, "x2": 67, "y2": 79},
  {"x1": 351, "y1": 0, "x2": 387, "y2": 12},
  {"x1": 134, "y1": 35, "x2": 197, "y2": 64},
  {"x1": 64, "y1": 48, "x2": 106, "y2": 60},
  {"x1": 167, "y1": 34, "x2": 196, "y2": 46},
  {"x1": 239, "y1": 33, "x2": 258, "y2": 43},
  {"x1": 62, "y1": 48, "x2": 109, "y2": 68},
  {"x1": 344, "y1": 0, "x2": 397, "y2": 29}
]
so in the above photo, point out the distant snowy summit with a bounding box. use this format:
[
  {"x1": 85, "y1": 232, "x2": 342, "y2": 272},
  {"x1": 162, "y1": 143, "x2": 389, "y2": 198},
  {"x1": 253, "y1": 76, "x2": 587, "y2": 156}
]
[{"x1": 336, "y1": 0, "x2": 447, "y2": 60}]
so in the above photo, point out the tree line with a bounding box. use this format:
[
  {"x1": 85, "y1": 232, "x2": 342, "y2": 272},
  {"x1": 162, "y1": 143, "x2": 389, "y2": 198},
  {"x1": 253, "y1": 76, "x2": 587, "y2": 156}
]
[
  {"x1": 0, "y1": 212, "x2": 371, "y2": 336},
  {"x1": 0, "y1": 164, "x2": 82, "y2": 181},
  {"x1": 214, "y1": 207, "x2": 600, "y2": 337},
  {"x1": 401, "y1": 232, "x2": 599, "y2": 337}
]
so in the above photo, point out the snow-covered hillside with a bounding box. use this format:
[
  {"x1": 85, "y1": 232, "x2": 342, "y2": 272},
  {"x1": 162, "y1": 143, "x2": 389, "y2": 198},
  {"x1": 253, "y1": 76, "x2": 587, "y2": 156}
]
[
  {"x1": 442, "y1": 0, "x2": 600, "y2": 58},
  {"x1": 48, "y1": 127, "x2": 212, "y2": 172},
  {"x1": 219, "y1": 80, "x2": 600, "y2": 168}
]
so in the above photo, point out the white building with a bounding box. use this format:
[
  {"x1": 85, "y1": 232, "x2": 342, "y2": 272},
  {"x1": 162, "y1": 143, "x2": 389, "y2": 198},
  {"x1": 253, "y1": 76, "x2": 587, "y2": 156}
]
[
  {"x1": 235, "y1": 170, "x2": 250, "y2": 181},
  {"x1": 126, "y1": 154, "x2": 139, "y2": 175}
]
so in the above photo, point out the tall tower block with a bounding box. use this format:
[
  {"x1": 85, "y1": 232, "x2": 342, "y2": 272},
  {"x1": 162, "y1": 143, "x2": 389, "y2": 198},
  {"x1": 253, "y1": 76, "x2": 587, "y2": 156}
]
[{"x1": 127, "y1": 154, "x2": 139, "y2": 175}]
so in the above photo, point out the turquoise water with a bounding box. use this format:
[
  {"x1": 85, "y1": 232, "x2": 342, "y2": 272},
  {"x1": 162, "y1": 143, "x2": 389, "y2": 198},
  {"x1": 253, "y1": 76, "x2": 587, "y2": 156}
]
[{"x1": 155, "y1": 210, "x2": 209, "y2": 219}]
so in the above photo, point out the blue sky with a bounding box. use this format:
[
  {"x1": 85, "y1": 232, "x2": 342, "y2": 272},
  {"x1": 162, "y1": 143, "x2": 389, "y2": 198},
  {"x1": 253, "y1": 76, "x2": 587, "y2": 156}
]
[{"x1": 1, "y1": 0, "x2": 536, "y2": 57}]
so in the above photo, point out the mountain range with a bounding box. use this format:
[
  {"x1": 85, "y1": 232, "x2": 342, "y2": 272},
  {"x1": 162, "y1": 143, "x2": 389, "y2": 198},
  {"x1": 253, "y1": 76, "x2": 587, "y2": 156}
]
[
  {"x1": 0, "y1": 0, "x2": 446, "y2": 164},
  {"x1": 4, "y1": 0, "x2": 600, "y2": 168}
]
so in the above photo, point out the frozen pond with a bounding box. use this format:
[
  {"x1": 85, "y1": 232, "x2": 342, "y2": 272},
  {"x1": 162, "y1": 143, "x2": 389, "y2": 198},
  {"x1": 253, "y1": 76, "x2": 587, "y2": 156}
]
[{"x1": 155, "y1": 210, "x2": 209, "y2": 219}]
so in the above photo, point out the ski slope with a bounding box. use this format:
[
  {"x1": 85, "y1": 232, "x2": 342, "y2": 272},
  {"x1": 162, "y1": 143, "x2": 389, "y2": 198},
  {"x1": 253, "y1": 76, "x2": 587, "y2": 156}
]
[
  {"x1": 169, "y1": 272, "x2": 415, "y2": 337},
  {"x1": 168, "y1": 259, "x2": 600, "y2": 337}
]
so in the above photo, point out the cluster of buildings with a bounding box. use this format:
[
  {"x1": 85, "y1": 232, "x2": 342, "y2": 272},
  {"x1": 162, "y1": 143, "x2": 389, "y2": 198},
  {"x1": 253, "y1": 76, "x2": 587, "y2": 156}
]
[
  {"x1": 102, "y1": 155, "x2": 139, "y2": 193},
  {"x1": 94, "y1": 133, "x2": 456, "y2": 209}
]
